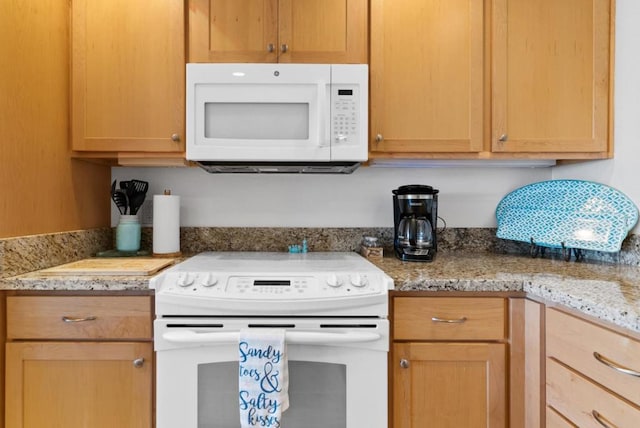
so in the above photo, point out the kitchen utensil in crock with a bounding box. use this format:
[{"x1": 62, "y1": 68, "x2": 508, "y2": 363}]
[
  {"x1": 111, "y1": 189, "x2": 129, "y2": 215},
  {"x1": 126, "y1": 179, "x2": 148, "y2": 215},
  {"x1": 129, "y1": 191, "x2": 146, "y2": 215},
  {"x1": 129, "y1": 179, "x2": 149, "y2": 195}
]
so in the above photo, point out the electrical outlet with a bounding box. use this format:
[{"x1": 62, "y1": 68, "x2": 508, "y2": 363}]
[{"x1": 139, "y1": 200, "x2": 153, "y2": 226}]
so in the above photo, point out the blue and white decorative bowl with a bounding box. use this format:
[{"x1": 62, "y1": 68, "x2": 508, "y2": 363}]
[{"x1": 495, "y1": 180, "x2": 638, "y2": 253}]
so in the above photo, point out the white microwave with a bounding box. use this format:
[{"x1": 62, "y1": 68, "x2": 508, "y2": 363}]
[{"x1": 186, "y1": 63, "x2": 368, "y2": 173}]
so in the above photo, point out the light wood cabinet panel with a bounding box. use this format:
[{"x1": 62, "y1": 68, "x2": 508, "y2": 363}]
[
  {"x1": 546, "y1": 406, "x2": 578, "y2": 427},
  {"x1": 546, "y1": 358, "x2": 640, "y2": 427},
  {"x1": 5, "y1": 342, "x2": 153, "y2": 428},
  {"x1": 492, "y1": 0, "x2": 612, "y2": 156},
  {"x1": 509, "y1": 298, "x2": 545, "y2": 428},
  {"x1": 189, "y1": 0, "x2": 278, "y2": 63},
  {"x1": 546, "y1": 308, "x2": 640, "y2": 406},
  {"x1": 370, "y1": 0, "x2": 484, "y2": 156},
  {"x1": 72, "y1": 0, "x2": 185, "y2": 153},
  {"x1": 189, "y1": 0, "x2": 367, "y2": 63},
  {"x1": 7, "y1": 296, "x2": 152, "y2": 340},
  {"x1": 393, "y1": 342, "x2": 506, "y2": 428},
  {"x1": 394, "y1": 297, "x2": 506, "y2": 341}
]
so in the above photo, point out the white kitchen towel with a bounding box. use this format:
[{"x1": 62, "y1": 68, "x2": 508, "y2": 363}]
[{"x1": 238, "y1": 328, "x2": 289, "y2": 428}]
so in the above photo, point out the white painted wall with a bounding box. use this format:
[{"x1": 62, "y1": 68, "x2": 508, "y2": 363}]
[
  {"x1": 112, "y1": 166, "x2": 549, "y2": 227},
  {"x1": 113, "y1": 0, "x2": 639, "y2": 231}
]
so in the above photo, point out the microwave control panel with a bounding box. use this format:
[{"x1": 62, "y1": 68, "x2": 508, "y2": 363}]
[{"x1": 331, "y1": 85, "x2": 360, "y2": 145}]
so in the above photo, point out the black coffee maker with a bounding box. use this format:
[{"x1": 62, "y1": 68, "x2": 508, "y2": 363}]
[{"x1": 392, "y1": 185, "x2": 439, "y2": 262}]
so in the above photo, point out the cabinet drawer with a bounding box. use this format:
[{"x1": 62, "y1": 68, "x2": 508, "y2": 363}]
[
  {"x1": 546, "y1": 406, "x2": 577, "y2": 427},
  {"x1": 393, "y1": 297, "x2": 506, "y2": 340},
  {"x1": 546, "y1": 308, "x2": 640, "y2": 405},
  {"x1": 547, "y1": 359, "x2": 640, "y2": 427},
  {"x1": 7, "y1": 296, "x2": 152, "y2": 340}
]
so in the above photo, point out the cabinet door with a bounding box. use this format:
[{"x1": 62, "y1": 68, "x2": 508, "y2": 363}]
[
  {"x1": 492, "y1": 0, "x2": 612, "y2": 156},
  {"x1": 393, "y1": 342, "x2": 506, "y2": 428},
  {"x1": 278, "y1": 0, "x2": 367, "y2": 63},
  {"x1": 188, "y1": 0, "x2": 278, "y2": 62},
  {"x1": 370, "y1": 0, "x2": 484, "y2": 156},
  {"x1": 189, "y1": 0, "x2": 367, "y2": 64},
  {"x1": 72, "y1": 0, "x2": 185, "y2": 152},
  {"x1": 6, "y1": 342, "x2": 153, "y2": 428}
]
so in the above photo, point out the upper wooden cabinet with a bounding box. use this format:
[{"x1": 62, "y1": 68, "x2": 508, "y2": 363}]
[
  {"x1": 492, "y1": 0, "x2": 612, "y2": 156},
  {"x1": 71, "y1": 0, "x2": 185, "y2": 154},
  {"x1": 370, "y1": 0, "x2": 613, "y2": 161},
  {"x1": 188, "y1": 0, "x2": 368, "y2": 63},
  {"x1": 370, "y1": 0, "x2": 484, "y2": 156}
]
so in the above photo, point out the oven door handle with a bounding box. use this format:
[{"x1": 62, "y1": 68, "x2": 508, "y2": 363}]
[{"x1": 162, "y1": 330, "x2": 382, "y2": 345}]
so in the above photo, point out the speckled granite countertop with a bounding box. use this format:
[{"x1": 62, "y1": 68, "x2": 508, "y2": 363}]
[
  {"x1": 0, "y1": 272, "x2": 155, "y2": 292},
  {"x1": 2, "y1": 252, "x2": 639, "y2": 333},
  {"x1": 372, "y1": 252, "x2": 640, "y2": 333}
]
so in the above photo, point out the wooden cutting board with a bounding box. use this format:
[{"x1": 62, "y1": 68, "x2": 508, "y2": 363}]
[{"x1": 40, "y1": 258, "x2": 176, "y2": 276}]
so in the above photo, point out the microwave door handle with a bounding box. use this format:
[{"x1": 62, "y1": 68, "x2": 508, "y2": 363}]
[
  {"x1": 162, "y1": 330, "x2": 381, "y2": 345},
  {"x1": 317, "y1": 82, "x2": 330, "y2": 148}
]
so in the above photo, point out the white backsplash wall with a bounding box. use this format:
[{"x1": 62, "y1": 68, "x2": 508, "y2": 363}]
[
  {"x1": 113, "y1": 0, "x2": 640, "y2": 233},
  {"x1": 112, "y1": 166, "x2": 549, "y2": 228}
]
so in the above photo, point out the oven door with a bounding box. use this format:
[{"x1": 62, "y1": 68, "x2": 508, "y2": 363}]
[{"x1": 155, "y1": 317, "x2": 389, "y2": 428}]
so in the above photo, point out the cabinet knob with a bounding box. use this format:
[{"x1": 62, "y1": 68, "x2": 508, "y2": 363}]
[
  {"x1": 498, "y1": 134, "x2": 508, "y2": 142},
  {"x1": 267, "y1": 43, "x2": 275, "y2": 53},
  {"x1": 280, "y1": 44, "x2": 289, "y2": 53},
  {"x1": 133, "y1": 358, "x2": 145, "y2": 368},
  {"x1": 400, "y1": 359, "x2": 409, "y2": 369},
  {"x1": 171, "y1": 133, "x2": 180, "y2": 142},
  {"x1": 375, "y1": 134, "x2": 384, "y2": 143}
]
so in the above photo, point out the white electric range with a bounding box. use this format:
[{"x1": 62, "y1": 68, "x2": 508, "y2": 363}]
[{"x1": 151, "y1": 251, "x2": 393, "y2": 428}]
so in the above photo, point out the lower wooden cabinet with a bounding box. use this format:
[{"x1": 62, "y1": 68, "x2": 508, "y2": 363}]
[
  {"x1": 393, "y1": 342, "x2": 506, "y2": 427},
  {"x1": 545, "y1": 307, "x2": 640, "y2": 427},
  {"x1": 5, "y1": 342, "x2": 153, "y2": 428},
  {"x1": 391, "y1": 296, "x2": 508, "y2": 427},
  {"x1": 5, "y1": 295, "x2": 153, "y2": 428}
]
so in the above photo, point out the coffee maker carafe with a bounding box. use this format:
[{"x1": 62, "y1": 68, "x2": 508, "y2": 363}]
[{"x1": 392, "y1": 185, "x2": 439, "y2": 262}]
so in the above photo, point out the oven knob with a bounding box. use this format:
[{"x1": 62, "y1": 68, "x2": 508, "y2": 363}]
[
  {"x1": 177, "y1": 273, "x2": 194, "y2": 287},
  {"x1": 350, "y1": 273, "x2": 368, "y2": 287},
  {"x1": 200, "y1": 273, "x2": 218, "y2": 287},
  {"x1": 326, "y1": 274, "x2": 343, "y2": 288}
]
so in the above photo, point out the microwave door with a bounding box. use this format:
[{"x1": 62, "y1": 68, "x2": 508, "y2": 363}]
[{"x1": 189, "y1": 82, "x2": 330, "y2": 162}]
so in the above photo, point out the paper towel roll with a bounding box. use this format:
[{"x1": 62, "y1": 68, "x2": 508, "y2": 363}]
[{"x1": 153, "y1": 193, "x2": 181, "y2": 255}]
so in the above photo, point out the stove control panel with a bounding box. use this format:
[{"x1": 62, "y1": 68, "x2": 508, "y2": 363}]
[{"x1": 157, "y1": 271, "x2": 388, "y2": 299}]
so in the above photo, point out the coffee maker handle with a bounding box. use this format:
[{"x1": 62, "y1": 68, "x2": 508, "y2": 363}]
[{"x1": 408, "y1": 220, "x2": 417, "y2": 247}]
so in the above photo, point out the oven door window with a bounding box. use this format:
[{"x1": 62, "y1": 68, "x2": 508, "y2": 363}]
[{"x1": 198, "y1": 361, "x2": 346, "y2": 428}]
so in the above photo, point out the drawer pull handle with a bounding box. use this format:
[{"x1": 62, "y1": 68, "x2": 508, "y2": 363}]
[
  {"x1": 62, "y1": 316, "x2": 97, "y2": 323},
  {"x1": 592, "y1": 410, "x2": 615, "y2": 428},
  {"x1": 399, "y1": 359, "x2": 409, "y2": 369},
  {"x1": 431, "y1": 316, "x2": 467, "y2": 324},
  {"x1": 133, "y1": 358, "x2": 145, "y2": 368},
  {"x1": 593, "y1": 352, "x2": 640, "y2": 378}
]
